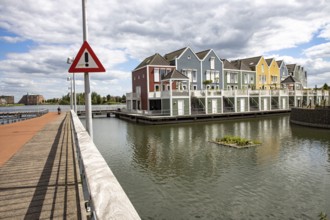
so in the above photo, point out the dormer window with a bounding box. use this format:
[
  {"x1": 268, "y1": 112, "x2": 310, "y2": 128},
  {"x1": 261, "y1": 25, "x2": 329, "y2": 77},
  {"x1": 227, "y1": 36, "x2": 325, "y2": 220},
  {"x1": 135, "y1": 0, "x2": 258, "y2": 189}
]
[{"x1": 188, "y1": 55, "x2": 191, "y2": 60}]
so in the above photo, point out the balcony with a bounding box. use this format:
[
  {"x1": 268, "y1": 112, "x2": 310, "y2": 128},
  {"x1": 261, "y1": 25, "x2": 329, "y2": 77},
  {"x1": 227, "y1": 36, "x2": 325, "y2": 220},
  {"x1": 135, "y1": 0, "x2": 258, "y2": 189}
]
[
  {"x1": 148, "y1": 90, "x2": 190, "y2": 99},
  {"x1": 126, "y1": 92, "x2": 140, "y2": 100}
]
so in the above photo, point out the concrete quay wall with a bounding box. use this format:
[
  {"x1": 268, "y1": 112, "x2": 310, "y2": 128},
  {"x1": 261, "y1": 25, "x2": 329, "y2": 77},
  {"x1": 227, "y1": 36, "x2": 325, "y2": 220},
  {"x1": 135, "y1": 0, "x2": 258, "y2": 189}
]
[
  {"x1": 290, "y1": 107, "x2": 330, "y2": 129},
  {"x1": 70, "y1": 110, "x2": 141, "y2": 220}
]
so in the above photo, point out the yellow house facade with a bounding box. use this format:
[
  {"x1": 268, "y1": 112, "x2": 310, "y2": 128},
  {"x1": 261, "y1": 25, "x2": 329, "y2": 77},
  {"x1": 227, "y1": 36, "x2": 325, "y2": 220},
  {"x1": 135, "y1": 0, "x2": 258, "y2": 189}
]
[
  {"x1": 240, "y1": 56, "x2": 269, "y2": 89},
  {"x1": 266, "y1": 58, "x2": 281, "y2": 89}
]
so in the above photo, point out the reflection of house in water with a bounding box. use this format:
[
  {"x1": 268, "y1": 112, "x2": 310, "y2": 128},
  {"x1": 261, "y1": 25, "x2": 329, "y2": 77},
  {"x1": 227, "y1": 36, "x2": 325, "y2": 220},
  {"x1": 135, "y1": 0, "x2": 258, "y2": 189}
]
[
  {"x1": 254, "y1": 117, "x2": 292, "y2": 163},
  {"x1": 126, "y1": 121, "x2": 264, "y2": 179}
]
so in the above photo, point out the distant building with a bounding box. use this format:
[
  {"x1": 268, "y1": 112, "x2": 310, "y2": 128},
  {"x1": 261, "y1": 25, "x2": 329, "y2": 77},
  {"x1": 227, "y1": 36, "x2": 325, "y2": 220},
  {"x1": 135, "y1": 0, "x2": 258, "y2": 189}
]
[
  {"x1": 18, "y1": 94, "x2": 45, "y2": 105},
  {"x1": 0, "y1": 96, "x2": 14, "y2": 104}
]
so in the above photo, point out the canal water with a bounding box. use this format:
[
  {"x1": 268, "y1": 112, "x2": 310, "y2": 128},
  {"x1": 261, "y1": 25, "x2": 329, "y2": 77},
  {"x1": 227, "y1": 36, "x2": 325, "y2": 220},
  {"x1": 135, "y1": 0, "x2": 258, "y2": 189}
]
[{"x1": 89, "y1": 115, "x2": 329, "y2": 219}]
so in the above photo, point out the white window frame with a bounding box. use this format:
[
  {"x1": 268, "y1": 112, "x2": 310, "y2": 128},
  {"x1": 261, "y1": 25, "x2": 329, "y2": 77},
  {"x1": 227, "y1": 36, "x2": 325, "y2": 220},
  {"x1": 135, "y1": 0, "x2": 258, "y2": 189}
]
[
  {"x1": 210, "y1": 57, "x2": 215, "y2": 70},
  {"x1": 226, "y1": 73, "x2": 230, "y2": 83},
  {"x1": 154, "y1": 68, "x2": 160, "y2": 82},
  {"x1": 244, "y1": 74, "x2": 248, "y2": 84},
  {"x1": 206, "y1": 71, "x2": 211, "y2": 81},
  {"x1": 192, "y1": 70, "x2": 197, "y2": 82}
]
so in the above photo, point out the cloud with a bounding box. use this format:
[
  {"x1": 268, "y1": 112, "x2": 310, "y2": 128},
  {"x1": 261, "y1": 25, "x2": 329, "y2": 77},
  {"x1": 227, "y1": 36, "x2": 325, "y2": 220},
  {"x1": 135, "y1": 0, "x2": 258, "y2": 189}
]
[
  {"x1": 303, "y1": 42, "x2": 330, "y2": 58},
  {"x1": 1, "y1": 0, "x2": 330, "y2": 100},
  {"x1": 0, "y1": 36, "x2": 25, "y2": 43},
  {"x1": 318, "y1": 23, "x2": 330, "y2": 40}
]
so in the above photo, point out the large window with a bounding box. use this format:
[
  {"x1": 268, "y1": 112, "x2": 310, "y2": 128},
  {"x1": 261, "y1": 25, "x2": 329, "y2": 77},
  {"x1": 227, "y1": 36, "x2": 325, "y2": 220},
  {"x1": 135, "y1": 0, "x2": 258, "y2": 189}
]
[
  {"x1": 182, "y1": 69, "x2": 197, "y2": 82},
  {"x1": 210, "y1": 57, "x2": 215, "y2": 70},
  {"x1": 227, "y1": 72, "x2": 238, "y2": 83},
  {"x1": 271, "y1": 76, "x2": 278, "y2": 83},
  {"x1": 243, "y1": 74, "x2": 248, "y2": 84},
  {"x1": 192, "y1": 70, "x2": 197, "y2": 82},
  {"x1": 154, "y1": 68, "x2": 160, "y2": 82},
  {"x1": 206, "y1": 70, "x2": 220, "y2": 82},
  {"x1": 259, "y1": 75, "x2": 266, "y2": 84}
]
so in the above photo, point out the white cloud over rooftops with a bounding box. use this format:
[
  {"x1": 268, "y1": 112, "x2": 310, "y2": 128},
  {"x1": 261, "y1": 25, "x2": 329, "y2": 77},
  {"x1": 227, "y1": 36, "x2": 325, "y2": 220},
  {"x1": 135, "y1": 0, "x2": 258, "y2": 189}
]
[{"x1": 0, "y1": 0, "x2": 330, "y2": 100}]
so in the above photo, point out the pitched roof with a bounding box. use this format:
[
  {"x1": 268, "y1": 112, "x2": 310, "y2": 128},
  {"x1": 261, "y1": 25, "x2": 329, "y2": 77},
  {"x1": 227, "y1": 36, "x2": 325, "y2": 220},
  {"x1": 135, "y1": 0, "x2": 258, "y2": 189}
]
[
  {"x1": 164, "y1": 47, "x2": 187, "y2": 62},
  {"x1": 265, "y1": 58, "x2": 274, "y2": 66},
  {"x1": 230, "y1": 60, "x2": 253, "y2": 71},
  {"x1": 286, "y1": 64, "x2": 296, "y2": 73},
  {"x1": 222, "y1": 59, "x2": 239, "y2": 70},
  {"x1": 196, "y1": 49, "x2": 211, "y2": 59},
  {"x1": 240, "y1": 56, "x2": 263, "y2": 71},
  {"x1": 281, "y1": 75, "x2": 300, "y2": 84},
  {"x1": 134, "y1": 53, "x2": 169, "y2": 70},
  {"x1": 276, "y1": 60, "x2": 283, "y2": 67},
  {"x1": 161, "y1": 69, "x2": 189, "y2": 80}
]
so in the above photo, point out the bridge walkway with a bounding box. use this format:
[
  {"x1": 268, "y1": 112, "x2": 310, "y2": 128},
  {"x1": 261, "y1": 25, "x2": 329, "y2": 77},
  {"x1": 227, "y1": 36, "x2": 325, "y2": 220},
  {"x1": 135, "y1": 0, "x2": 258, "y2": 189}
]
[{"x1": 0, "y1": 113, "x2": 85, "y2": 219}]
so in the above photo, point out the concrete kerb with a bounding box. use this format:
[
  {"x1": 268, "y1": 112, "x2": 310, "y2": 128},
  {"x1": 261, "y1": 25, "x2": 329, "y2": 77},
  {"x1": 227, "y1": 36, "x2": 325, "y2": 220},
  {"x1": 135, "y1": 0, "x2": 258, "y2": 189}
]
[{"x1": 70, "y1": 110, "x2": 141, "y2": 220}]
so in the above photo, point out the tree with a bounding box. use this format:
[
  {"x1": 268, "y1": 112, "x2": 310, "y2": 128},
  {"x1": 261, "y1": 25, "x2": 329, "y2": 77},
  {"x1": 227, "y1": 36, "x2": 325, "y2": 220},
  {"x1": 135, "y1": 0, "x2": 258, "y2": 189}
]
[
  {"x1": 121, "y1": 95, "x2": 126, "y2": 103},
  {"x1": 322, "y1": 83, "x2": 329, "y2": 90},
  {"x1": 106, "y1": 94, "x2": 111, "y2": 102}
]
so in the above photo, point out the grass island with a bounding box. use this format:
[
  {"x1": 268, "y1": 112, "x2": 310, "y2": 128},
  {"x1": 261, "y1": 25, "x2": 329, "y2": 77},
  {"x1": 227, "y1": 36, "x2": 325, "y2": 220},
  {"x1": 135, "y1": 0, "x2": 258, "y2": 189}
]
[{"x1": 210, "y1": 135, "x2": 261, "y2": 149}]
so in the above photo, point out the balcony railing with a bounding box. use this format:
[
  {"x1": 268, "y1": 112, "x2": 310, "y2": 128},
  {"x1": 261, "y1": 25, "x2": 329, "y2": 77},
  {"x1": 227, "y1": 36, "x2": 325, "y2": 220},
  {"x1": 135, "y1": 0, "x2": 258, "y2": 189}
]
[
  {"x1": 126, "y1": 92, "x2": 140, "y2": 99},
  {"x1": 143, "y1": 89, "x2": 326, "y2": 100}
]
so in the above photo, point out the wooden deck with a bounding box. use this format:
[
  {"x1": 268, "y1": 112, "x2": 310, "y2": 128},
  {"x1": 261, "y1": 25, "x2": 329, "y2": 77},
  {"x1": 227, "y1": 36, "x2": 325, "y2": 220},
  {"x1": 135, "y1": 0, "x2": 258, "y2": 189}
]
[{"x1": 0, "y1": 113, "x2": 85, "y2": 219}]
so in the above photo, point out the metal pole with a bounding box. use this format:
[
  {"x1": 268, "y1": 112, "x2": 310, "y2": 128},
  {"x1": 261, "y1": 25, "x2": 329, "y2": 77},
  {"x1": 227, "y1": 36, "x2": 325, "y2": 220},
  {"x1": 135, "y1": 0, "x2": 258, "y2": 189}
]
[
  {"x1": 73, "y1": 73, "x2": 77, "y2": 112},
  {"x1": 70, "y1": 78, "x2": 73, "y2": 110},
  {"x1": 82, "y1": 0, "x2": 93, "y2": 138}
]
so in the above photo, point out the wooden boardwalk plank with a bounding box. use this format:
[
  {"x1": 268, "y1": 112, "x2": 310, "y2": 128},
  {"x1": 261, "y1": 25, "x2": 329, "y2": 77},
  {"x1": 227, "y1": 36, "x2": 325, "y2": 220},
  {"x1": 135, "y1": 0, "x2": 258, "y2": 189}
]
[{"x1": 0, "y1": 113, "x2": 85, "y2": 219}]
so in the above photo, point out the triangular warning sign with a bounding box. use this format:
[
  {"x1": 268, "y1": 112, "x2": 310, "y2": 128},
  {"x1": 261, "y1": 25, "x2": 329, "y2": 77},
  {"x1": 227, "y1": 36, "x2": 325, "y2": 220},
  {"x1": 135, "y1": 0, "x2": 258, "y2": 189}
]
[{"x1": 68, "y1": 41, "x2": 106, "y2": 73}]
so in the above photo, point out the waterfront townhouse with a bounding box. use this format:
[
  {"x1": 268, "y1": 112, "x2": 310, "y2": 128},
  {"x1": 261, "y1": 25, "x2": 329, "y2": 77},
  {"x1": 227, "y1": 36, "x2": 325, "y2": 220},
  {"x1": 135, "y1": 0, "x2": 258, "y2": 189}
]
[
  {"x1": 286, "y1": 64, "x2": 307, "y2": 89},
  {"x1": 126, "y1": 49, "x2": 326, "y2": 117},
  {"x1": 280, "y1": 75, "x2": 303, "y2": 91},
  {"x1": 240, "y1": 56, "x2": 269, "y2": 90},
  {"x1": 164, "y1": 47, "x2": 201, "y2": 90},
  {"x1": 196, "y1": 49, "x2": 223, "y2": 90},
  {"x1": 296, "y1": 65, "x2": 307, "y2": 88},
  {"x1": 230, "y1": 59, "x2": 256, "y2": 90},
  {"x1": 127, "y1": 53, "x2": 192, "y2": 116},
  {"x1": 265, "y1": 58, "x2": 281, "y2": 89},
  {"x1": 223, "y1": 59, "x2": 240, "y2": 90},
  {"x1": 128, "y1": 53, "x2": 175, "y2": 111},
  {"x1": 276, "y1": 60, "x2": 289, "y2": 81}
]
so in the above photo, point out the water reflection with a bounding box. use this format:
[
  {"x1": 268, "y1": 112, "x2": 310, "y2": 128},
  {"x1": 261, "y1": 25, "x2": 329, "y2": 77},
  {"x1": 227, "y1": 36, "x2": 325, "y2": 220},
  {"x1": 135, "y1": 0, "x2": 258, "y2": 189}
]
[{"x1": 91, "y1": 115, "x2": 330, "y2": 219}]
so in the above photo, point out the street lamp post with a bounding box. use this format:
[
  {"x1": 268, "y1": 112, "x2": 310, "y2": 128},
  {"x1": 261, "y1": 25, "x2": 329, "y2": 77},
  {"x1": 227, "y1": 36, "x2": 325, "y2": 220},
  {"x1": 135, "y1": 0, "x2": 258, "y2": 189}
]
[
  {"x1": 81, "y1": 0, "x2": 93, "y2": 139},
  {"x1": 67, "y1": 57, "x2": 77, "y2": 113},
  {"x1": 67, "y1": 77, "x2": 73, "y2": 110}
]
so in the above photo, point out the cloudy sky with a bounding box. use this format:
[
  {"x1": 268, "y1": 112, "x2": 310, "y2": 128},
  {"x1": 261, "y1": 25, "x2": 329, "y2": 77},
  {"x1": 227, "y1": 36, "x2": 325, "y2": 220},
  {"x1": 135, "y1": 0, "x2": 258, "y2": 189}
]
[{"x1": 1, "y1": 0, "x2": 330, "y2": 101}]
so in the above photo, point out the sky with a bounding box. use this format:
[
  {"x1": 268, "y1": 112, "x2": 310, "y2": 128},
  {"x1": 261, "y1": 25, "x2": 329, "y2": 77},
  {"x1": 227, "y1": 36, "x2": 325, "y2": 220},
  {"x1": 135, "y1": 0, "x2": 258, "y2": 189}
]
[{"x1": 1, "y1": 0, "x2": 330, "y2": 102}]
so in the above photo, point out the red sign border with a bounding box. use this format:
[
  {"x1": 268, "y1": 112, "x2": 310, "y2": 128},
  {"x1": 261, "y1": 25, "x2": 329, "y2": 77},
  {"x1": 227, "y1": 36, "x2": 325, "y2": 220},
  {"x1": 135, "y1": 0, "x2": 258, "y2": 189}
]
[{"x1": 68, "y1": 41, "x2": 106, "y2": 73}]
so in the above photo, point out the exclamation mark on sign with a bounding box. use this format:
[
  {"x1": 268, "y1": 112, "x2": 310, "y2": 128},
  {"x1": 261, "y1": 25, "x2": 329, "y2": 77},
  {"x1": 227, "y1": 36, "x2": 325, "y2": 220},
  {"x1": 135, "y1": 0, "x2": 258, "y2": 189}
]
[{"x1": 84, "y1": 52, "x2": 89, "y2": 67}]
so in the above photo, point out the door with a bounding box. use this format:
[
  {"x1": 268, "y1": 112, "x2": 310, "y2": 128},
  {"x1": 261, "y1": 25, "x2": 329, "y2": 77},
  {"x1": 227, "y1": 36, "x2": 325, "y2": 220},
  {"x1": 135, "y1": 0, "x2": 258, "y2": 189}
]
[
  {"x1": 212, "y1": 99, "x2": 217, "y2": 114},
  {"x1": 263, "y1": 98, "x2": 268, "y2": 110},
  {"x1": 178, "y1": 100, "x2": 184, "y2": 115},
  {"x1": 282, "y1": 98, "x2": 286, "y2": 109},
  {"x1": 240, "y1": 98, "x2": 245, "y2": 112}
]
